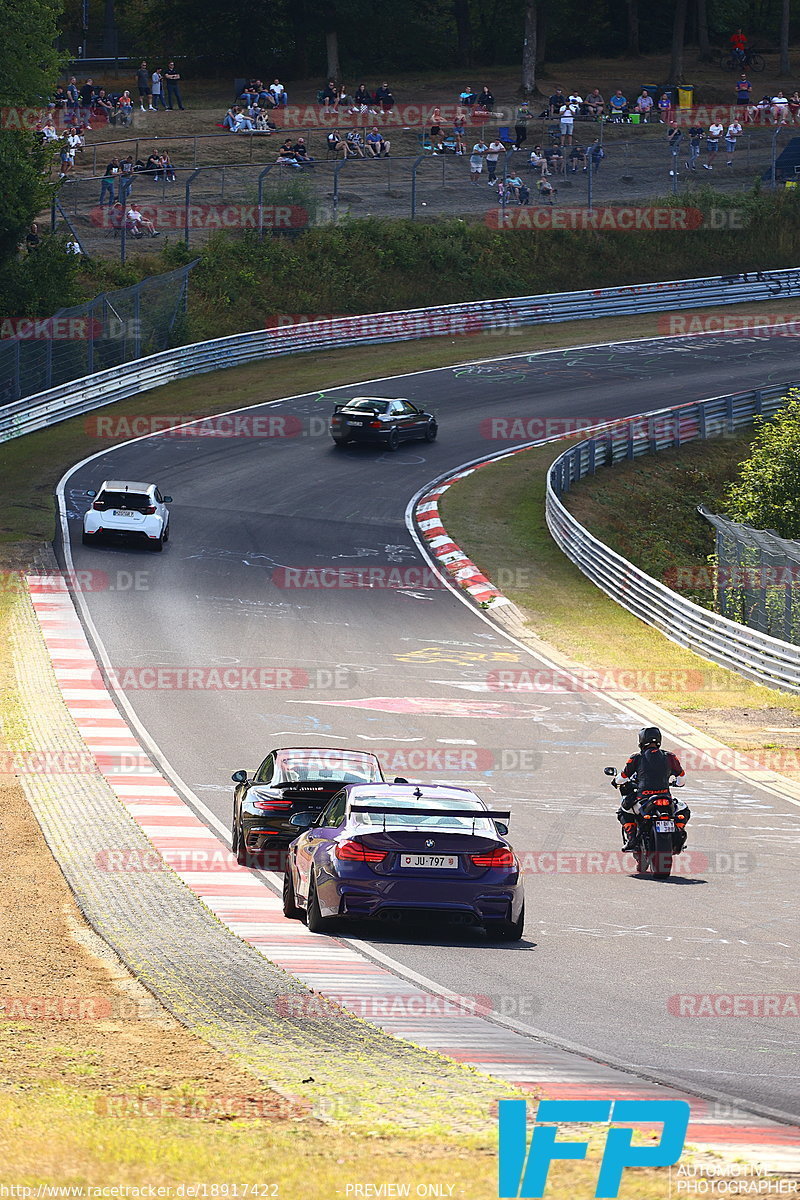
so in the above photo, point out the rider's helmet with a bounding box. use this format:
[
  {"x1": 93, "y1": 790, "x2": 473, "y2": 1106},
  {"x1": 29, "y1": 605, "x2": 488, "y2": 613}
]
[{"x1": 638, "y1": 726, "x2": 662, "y2": 749}]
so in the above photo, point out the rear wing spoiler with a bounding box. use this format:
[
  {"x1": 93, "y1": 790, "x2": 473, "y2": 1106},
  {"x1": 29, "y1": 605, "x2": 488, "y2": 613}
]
[{"x1": 349, "y1": 805, "x2": 510, "y2": 820}]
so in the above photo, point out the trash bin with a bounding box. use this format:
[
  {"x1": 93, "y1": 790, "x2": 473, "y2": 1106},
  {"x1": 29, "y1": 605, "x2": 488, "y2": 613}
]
[
  {"x1": 630, "y1": 113, "x2": 640, "y2": 124},
  {"x1": 678, "y1": 85, "x2": 694, "y2": 109}
]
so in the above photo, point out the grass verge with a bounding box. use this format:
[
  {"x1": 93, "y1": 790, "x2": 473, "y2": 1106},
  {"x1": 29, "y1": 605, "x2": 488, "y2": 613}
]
[{"x1": 440, "y1": 437, "x2": 800, "y2": 763}]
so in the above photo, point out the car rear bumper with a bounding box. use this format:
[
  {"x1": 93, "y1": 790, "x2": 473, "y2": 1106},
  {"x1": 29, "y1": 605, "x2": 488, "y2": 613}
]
[{"x1": 329, "y1": 879, "x2": 521, "y2": 925}]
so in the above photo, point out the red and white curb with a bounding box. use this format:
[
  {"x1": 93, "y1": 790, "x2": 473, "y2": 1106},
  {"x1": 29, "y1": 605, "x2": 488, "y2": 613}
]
[
  {"x1": 24, "y1": 574, "x2": 800, "y2": 1161},
  {"x1": 414, "y1": 456, "x2": 530, "y2": 608}
]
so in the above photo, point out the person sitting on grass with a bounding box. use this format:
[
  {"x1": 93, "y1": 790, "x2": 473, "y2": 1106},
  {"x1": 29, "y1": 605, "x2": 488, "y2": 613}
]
[
  {"x1": 159, "y1": 150, "x2": 176, "y2": 181},
  {"x1": 276, "y1": 139, "x2": 301, "y2": 166},
  {"x1": 320, "y1": 80, "x2": 338, "y2": 110},
  {"x1": 346, "y1": 128, "x2": 367, "y2": 157},
  {"x1": 292, "y1": 137, "x2": 313, "y2": 162},
  {"x1": 568, "y1": 144, "x2": 587, "y2": 171},
  {"x1": 374, "y1": 82, "x2": 395, "y2": 112},
  {"x1": 537, "y1": 176, "x2": 556, "y2": 204},
  {"x1": 366, "y1": 126, "x2": 391, "y2": 156}
]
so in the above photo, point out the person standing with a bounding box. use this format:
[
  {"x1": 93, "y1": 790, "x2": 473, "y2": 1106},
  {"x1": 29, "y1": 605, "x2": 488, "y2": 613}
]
[
  {"x1": 725, "y1": 119, "x2": 742, "y2": 165},
  {"x1": 559, "y1": 99, "x2": 576, "y2": 145},
  {"x1": 137, "y1": 62, "x2": 153, "y2": 111},
  {"x1": 100, "y1": 158, "x2": 119, "y2": 205},
  {"x1": 730, "y1": 27, "x2": 748, "y2": 64},
  {"x1": 151, "y1": 68, "x2": 167, "y2": 110},
  {"x1": 469, "y1": 138, "x2": 487, "y2": 184},
  {"x1": 164, "y1": 62, "x2": 185, "y2": 110},
  {"x1": 735, "y1": 73, "x2": 752, "y2": 108},
  {"x1": 684, "y1": 122, "x2": 703, "y2": 170},
  {"x1": 513, "y1": 102, "x2": 530, "y2": 151},
  {"x1": 485, "y1": 137, "x2": 505, "y2": 184},
  {"x1": 703, "y1": 121, "x2": 723, "y2": 168}
]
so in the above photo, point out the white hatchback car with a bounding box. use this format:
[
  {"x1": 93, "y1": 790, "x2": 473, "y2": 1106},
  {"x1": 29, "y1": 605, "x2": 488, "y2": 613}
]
[{"x1": 82, "y1": 480, "x2": 172, "y2": 551}]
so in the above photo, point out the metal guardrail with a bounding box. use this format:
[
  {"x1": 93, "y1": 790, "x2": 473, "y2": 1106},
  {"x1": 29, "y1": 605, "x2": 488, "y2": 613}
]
[
  {"x1": 5, "y1": 266, "x2": 800, "y2": 444},
  {"x1": 545, "y1": 383, "x2": 800, "y2": 692}
]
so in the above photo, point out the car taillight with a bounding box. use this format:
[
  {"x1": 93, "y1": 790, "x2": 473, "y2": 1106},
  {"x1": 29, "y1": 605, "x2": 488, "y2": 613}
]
[
  {"x1": 368, "y1": 421, "x2": 382, "y2": 428},
  {"x1": 252, "y1": 799, "x2": 293, "y2": 811},
  {"x1": 470, "y1": 847, "x2": 515, "y2": 868},
  {"x1": 144, "y1": 505, "x2": 156, "y2": 514},
  {"x1": 331, "y1": 414, "x2": 341, "y2": 423},
  {"x1": 92, "y1": 501, "x2": 105, "y2": 510},
  {"x1": 335, "y1": 840, "x2": 387, "y2": 863}
]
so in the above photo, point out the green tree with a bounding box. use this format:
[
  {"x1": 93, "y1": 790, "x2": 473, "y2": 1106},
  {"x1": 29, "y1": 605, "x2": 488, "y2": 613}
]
[
  {"x1": 0, "y1": 0, "x2": 63, "y2": 267},
  {"x1": 725, "y1": 393, "x2": 800, "y2": 537}
]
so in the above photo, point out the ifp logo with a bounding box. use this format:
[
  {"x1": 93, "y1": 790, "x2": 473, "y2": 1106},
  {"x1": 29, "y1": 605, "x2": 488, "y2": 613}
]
[{"x1": 498, "y1": 1099, "x2": 690, "y2": 1197}]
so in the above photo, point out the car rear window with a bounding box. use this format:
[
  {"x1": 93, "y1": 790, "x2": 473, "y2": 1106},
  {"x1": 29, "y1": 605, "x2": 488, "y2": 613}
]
[
  {"x1": 275, "y1": 750, "x2": 382, "y2": 784},
  {"x1": 349, "y1": 795, "x2": 494, "y2": 832},
  {"x1": 342, "y1": 400, "x2": 390, "y2": 413},
  {"x1": 97, "y1": 491, "x2": 151, "y2": 511}
]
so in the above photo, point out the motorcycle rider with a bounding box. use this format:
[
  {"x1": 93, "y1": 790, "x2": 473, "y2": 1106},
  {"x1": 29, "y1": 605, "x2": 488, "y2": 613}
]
[{"x1": 615, "y1": 727, "x2": 690, "y2": 852}]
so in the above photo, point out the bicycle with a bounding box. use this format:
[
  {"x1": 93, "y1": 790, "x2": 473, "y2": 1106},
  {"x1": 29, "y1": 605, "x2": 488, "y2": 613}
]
[{"x1": 720, "y1": 48, "x2": 765, "y2": 71}]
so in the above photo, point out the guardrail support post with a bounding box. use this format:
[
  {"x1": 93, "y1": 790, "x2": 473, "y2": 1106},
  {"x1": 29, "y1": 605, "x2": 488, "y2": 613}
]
[
  {"x1": 753, "y1": 389, "x2": 763, "y2": 416},
  {"x1": 258, "y1": 164, "x2": 277, "y2": 239},
  {"x1": 332, "y1": 159, "x2": 348, "y2": 223}
]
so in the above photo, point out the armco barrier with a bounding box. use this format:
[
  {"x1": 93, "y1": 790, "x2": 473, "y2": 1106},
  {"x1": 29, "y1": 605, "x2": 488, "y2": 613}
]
[
  {"x1": 546, "y1": 383, "x2": 800, "y2": 692},
  {"x1": 4, "y1": 267, "x2": 800, "y2": 443}
]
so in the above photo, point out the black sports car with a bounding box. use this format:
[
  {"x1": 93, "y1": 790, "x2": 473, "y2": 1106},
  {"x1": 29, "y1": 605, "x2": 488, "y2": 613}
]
[
  {"x1": 330, "y1": 396, "x2": 438, "y2": 450},
  {"x1": 231, "y1": 746, "x2": 385, "y2": 867}
]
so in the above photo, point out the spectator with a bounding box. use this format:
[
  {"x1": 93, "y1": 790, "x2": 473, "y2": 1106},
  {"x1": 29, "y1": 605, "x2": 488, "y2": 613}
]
[
  {"x1": 537, "y1": 176, "x2": 556, "y2": 204},
  {"x1": 548, "y1": 87, "x2": 566, "y2": 117},
  {"x1": 292, "y1": 137, "x2": 313, "y2": 162},
  {"x1": 117, "y1": 90, "x2": 133, "y2": 125},
  {"x1": 529, "y1": 144, "x2": 549, "y2": 175},
  {"x1": 53, "y1": 85, "x2": 68, "y2": 109},
  {"x1": 513, "y1": 102, "x2": 530, "y2": 150},
  {"x1": 772, "y1": 91, "x2": 790, "y2": 123},
  {"x1": 366, "y1": 126, "x2": 390, "y2": 156},
  {"x1": 587, "y1": 139, "x2": 605, "y2": 171},
  {"x1": 684, "y1": 123, "x2": 703, "y2": 170},
  {"x1": 159, "y1": 150, "x2": 176, "y2": 180},
  {"x1": 127, "y1": 204, "x2": 159, "y2": 236},
  {"x1": 353, "y1": 83, "x2": 374, "y2": 109},
  {"x1": 477, "y1": 85, "x2": 494, "y2": 111},
  {"x1": 725, "y1": 119, "x2": 742, "y2": 164},
  {"x1": 485, "y1": 136, "x2": 505, "y2": 184},
  {"x1": 746, "y1": 95, "x2": 771, "y2": 124},
  {"x1": 374, "y1": 83, "x2": 395, "y2": 112},
  {"x1": 559, "y1": 99, "x2": 577, "y2": 145},
  {"x1": 505, "y1": 172, "x2": 523, "y2": 201},
  {"x1": 270, "y1": 79, "x2": 288, "y2": 107},
  {"x1": 543, "y1": 143, "x2": 563, "y2": 173},
  {"x1": 144, "y1": 150, "x2": 162, "y2": 176},
  {"x1": 151, "y1": 69, "x2": 167, "y2": 111},
  {"x1": 327, "y1": 128, "x2": 349, "y2": 158},
  {"x1": 26, "y1": 223, "x2": 40, "y2": 252},
  {"x1": 79, "y1": 78, "x2": 95, "y2": 109},
  {"x1": 93, "y1": 89, "x2": 114, "y2": 122},
  {"x1": 735, "y1": 74, "x2": 752, "y2": 105},
  {"x1": 337, "y1": 85, "x2": 351, "y2": 110},
  {"x1": 496, "y1": 179, "x2": 508, "y2": 206},
  {"x1": 568, "y1": 91, "x2": 584, "y2": 116},
  {"x1": 66, "y1": 77, "x2": 80, "y2": 112},
  {"x1": 232, "y1": 108, "x2": 255, "y2": 132},
  {"x1": 164, "y1": 63, "x2": 185, "y2": 110},
  {"x1": 346, "y1": 128, "x2": 367, "y2": 157},
  {"x1": 40, "y1": 117, "x2": 60, "y2": 142},
  {"x1": 666, "y1": 123, "x2": 683, "y2": 153},
  {"x1": 58, "y1": 143, "x2": 73, "y2": 177},
  {"x1": 223, "y1": 104, "x2": 238, "y2": 130},
  {"x1": 585, "y1": 88, "x2": 604, "y2": 118},
  {"x1": 568, "y1": 144, "x2": 587, "y2": 172},
  {"x1": 657, "y1": 91, "x2": 674, "y2": 123},
  {"x1": 100, "y1": 158, "x2": 119, "y2": 205},
  {"x1": 517, "y1": 180, "x2": 530, "y2": 204},
  {"x1": 790, "y1": 91, "x2": 800, "y2": 122},
  {"x1": 65, "y1": 238, "x2": 81, "y2": 254},
  {"x1": 460, "y1": 87, "x2": 477, "y2": 106},
  {"x1": 66, "y1": 126, "x2": 84, "y2": 155},
  {"x1": 276, "y1": 139, "x2": 301, "y2": 167},
  {"x1": 254, "y1": 109, "x2": 276, "y2": 132},
  {"x1": 451, "y1": 117, "x2": 466, "y2": 154},
  {"x1": 469, "y1": 138, "x2": 487, "y2": 183},
  {"x1": 634, "y1": 92, "x2": 654, "y2": 121},
  {"x1": 429, "y1": 107, "x2": 444, "y2": 151},
  {"x1": 320, "y1": 80, "x2": 338, "y2": 110},
  {"x1": 608, "y1": 90, "x2": 629, "y2": 119},
  {"x1": 119, "y1": 156, "x2": 135, "y2": 202},
  {"x1": 703, "y1": 120, "x2": 723, "y2": 168},
  {"x1": 136, "y1": 62, "x2": 153, "y2": 111},
  {"x1": 730, "y1": 27, "x2": 748, "y2": 64}
]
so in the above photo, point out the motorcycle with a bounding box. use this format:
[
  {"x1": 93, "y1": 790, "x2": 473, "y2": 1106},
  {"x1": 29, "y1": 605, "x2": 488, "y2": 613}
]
[{"x1": 604, "y1": 766, "x2": 685, "y2": 879}]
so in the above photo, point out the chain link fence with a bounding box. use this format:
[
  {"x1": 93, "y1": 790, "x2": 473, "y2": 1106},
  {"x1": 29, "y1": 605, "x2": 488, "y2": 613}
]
[
  {"x1": 699, "y1": 506, "x2": 800, "y2": 644},
  {"x1": 0, "y1": 262, "x2": 195, "y2": 406}
]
